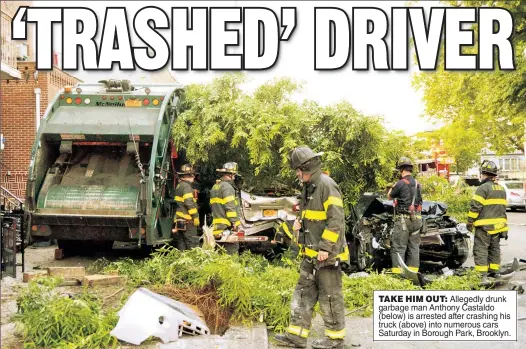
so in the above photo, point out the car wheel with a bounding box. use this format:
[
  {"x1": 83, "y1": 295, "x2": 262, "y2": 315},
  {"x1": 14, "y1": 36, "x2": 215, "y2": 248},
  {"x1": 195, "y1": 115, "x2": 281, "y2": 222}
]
[{"x1": 446, "y1": 235, "x2": 470, "y2": 269}]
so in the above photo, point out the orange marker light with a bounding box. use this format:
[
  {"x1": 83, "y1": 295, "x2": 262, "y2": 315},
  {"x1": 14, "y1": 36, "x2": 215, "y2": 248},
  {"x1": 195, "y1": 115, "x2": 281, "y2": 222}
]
[
  {"x1": 152, "y1": 99, "x2": 159, "y2": 106},
  {"x1": 66, "y1": 97, "x2": 72, "y2": 104}
]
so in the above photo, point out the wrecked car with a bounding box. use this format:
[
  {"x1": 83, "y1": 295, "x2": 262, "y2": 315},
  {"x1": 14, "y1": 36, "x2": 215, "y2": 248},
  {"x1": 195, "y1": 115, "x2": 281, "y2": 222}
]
[
  {"x1": 346, "y1": 194, "x2": 470, "y2": 273},
  {"x1": 200, "y1": 187, "x2": 300, "y2": 257}
]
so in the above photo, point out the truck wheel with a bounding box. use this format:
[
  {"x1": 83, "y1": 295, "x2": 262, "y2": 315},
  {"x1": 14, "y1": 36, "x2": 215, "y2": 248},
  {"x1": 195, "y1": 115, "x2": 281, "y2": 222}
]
[{"x1": 57, "y1": 240, "x2": 81, "y2": 258}]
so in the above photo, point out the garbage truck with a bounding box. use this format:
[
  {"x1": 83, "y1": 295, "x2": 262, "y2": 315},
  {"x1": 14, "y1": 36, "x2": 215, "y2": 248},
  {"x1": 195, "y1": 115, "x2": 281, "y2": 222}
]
[{"x1": 25, "y1": 80, "x2": 183, "y2": 254}]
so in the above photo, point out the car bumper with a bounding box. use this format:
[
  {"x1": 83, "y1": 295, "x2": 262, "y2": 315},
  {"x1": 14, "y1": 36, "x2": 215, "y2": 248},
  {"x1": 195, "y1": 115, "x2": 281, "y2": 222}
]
[{"x1": 507, "y1": 202, "x2": 526, "y2": 208}]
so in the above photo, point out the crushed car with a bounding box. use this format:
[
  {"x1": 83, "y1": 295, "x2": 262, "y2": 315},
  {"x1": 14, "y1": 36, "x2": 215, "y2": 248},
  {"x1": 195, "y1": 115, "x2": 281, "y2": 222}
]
[
  {"x1": 199, "y1": 186, "x2": 300, "y2": 257},
  {"x1": 345, "y1": 193, "x2": 471, "y2": 273}
]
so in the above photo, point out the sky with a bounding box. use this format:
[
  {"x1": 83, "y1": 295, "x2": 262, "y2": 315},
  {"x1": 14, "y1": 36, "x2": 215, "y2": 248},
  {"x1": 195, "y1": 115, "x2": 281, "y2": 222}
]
[{"x1": 34, "y1": 0, "x2": 445, "y2": 136}]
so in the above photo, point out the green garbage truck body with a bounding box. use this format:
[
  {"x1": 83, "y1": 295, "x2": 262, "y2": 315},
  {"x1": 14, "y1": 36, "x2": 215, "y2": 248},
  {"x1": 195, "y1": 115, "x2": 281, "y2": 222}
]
[{"x1": 25, "y1": 80, "x2": 183, "y2": 248}]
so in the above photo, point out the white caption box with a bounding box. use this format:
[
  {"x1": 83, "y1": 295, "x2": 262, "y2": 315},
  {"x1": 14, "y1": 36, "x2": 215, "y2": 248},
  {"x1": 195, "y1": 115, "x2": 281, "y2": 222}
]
[{"x1": 373, "y1": 290, "x2": 517, "y2": 341}]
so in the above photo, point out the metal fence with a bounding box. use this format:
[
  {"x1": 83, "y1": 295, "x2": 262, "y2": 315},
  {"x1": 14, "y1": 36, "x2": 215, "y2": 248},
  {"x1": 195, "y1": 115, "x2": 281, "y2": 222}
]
[{"x1": 1, "y1": 10, "x2": 18, "y2": 68}]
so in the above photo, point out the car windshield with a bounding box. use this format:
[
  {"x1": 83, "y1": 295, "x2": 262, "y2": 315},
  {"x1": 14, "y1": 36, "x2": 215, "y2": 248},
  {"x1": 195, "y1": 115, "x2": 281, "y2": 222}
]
[{"x1": 504, "y1": 182, "x2": 523, "y2": 190}]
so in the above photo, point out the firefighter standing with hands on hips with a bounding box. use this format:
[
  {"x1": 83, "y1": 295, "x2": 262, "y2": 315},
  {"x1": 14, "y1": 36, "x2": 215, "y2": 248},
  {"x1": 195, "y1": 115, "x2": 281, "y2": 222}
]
[
  {"x1": 387, "y1": 157, "x2": 423, "y2": 275},
  {"x1": 467, "y1": 161, "x2": 508, "y2": 282},
  {"x1": 210, "y1": 162, "x2": 242, "y2": 255},
  {"x1": 275, "y1": 146, "x2": 349, "y2": 349},
  {"x1": 173, "y1": 164, "x2": 200, "y2": 250}
]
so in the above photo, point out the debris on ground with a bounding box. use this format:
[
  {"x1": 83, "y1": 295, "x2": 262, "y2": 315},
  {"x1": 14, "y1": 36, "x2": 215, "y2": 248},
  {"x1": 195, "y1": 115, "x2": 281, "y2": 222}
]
[
  {"x1": 82, "y1": 274, "x2": 127, "y2": 287},
  {"x1": 110, "y1": 288, "x2": 210, "y2": 345}
]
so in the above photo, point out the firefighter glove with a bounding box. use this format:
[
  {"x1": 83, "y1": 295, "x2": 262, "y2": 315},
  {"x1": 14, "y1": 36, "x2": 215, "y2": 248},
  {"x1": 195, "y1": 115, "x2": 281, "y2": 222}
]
[
  {"x1": 466, "y1": 222, "x2": 474, "y2": 232},
  {"x1": 500, "y1": 231, "x2": 508, "y2": 240}
]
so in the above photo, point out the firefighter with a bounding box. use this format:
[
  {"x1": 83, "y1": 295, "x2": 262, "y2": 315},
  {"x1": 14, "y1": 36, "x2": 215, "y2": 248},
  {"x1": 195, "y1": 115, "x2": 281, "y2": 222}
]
[
  {"x1": 467, "y1": 161, "x2": 508, "y2": 281},
  {"x1": 387, "y1": 157, "x2": 423, "y2": 275},
  {"x1": 173, "y1": 164, "x2": 200, "y2": 250},
  {"x1": 275, "y1": 146, "x2": 349, "y2": 349},
  {"x1": 210, "y1": 162, "x2": 242, "y2": 255}
]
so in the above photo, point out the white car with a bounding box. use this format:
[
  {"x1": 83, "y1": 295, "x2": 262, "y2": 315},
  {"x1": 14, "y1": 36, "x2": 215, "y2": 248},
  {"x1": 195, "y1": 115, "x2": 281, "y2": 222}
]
[{"x1": 500, "y1": 180, "x2": 525, "y2": 211}]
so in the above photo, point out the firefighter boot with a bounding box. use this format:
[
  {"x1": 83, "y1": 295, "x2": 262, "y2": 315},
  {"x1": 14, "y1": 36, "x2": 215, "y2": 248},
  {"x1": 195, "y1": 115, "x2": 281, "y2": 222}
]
[
  {"x1": 274, "y1": 333, "x2": 307, "y2": 348},
  {"x1": 312, "y1": 337, "x2": 344, "y2": 349}
]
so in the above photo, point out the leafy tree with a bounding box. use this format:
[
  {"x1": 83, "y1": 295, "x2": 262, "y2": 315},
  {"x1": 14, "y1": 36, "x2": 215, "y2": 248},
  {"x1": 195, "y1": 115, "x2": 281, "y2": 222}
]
[
  {"x1": 172, "y1": 74, "x2": 413, "y2": 205},
  {"x1": 412, "y1": 0, "x2": 526, "y2": 154},
  {"x1": 417, "y1": 122, "x2": 483, "y2": 173}
]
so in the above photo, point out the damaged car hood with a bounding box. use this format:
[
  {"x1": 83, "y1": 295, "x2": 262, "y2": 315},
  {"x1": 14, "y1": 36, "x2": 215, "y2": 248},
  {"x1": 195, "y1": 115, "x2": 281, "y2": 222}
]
[{"x1": 353, "y1": 194, "x2": 449, "y2": 221}]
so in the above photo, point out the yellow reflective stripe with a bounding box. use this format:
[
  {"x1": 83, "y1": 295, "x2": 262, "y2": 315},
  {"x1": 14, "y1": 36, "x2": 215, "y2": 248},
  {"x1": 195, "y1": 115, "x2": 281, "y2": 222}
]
[
  {"x1": 474, "y1": 218, "x2": 507, "y2": 226},
  {"x1": 226, "y1": 211, "x2": 237, "y2": 218},
  {"x1": 468, "y1": 211, "x2": 479, "y2": 219},
  {"x1": 303, "y1": 248, "x2": 318, "y2": 258},
  {"x1": 188, "y1": 208, "x2": 198, "y2": 215},
  {"x1": 210, "y1": 195, "x2": 236, "y2": 205},
  {"x1": 286, "y1": 325, "x2": 309, "y2": 338},
  {"x1": 475, "y1": 265, "x2": 489, "y2": 272},
  {"x1": 302, "y1": 210, "x2": 327, "y2": 220},
  {"x1": 182, "y1": 193, "x2": 194, "y2": 200},
  {"x1": 321, "y1": 229, "x2": 339, "y2": 243},
  {"x1": 323, "y1": 196, "x2": 343, "y2": 211},
  {"x1": 408, "y1": 266, "x2": 419, "y2": 272},
  {"x1": 301, "y1": 246, "x2": 349, "y2": 260},
  {"x1": 391, "y1": 267, "x2": 401, "y2": 274},
  {"x1": 325, "y1": 329, "x2": 345, "y2": 339},
  {"x1": 488, "y1": 226, "x2": 508, "y2": 234},
  {"x1": 212, "y1": 218, "x2": 231, "y2": 226},
  {"x1": 485, "y1": 199, "x2": 507, "y2": 205},
  {"x1": 234, "y1": 220, "x2": 241, "y2": 227},
  {"x1": 224, "y1": 195, "x2": 235, "y2": 203},
  {"x1": 281, "y1": 222, "x2": 294, "y2": 241},
  {"x1": 337, "y1": 246, "x2": 349, "y2": 261},
  {"x1": 472, "y1": 195, "x2": 485, "y2": 204},
  {"x1": 472, "y1": 195, "x2": 507, "y2": 206},
  {"x1": 176, "y1": 212, "x2": 191, "y2": 220},
  {"x1": 489, "y1": 264, "x2": 500, "y2": 270},
  {"x1": 175, "y1": 196, "x2": 184, "y2": 202}
]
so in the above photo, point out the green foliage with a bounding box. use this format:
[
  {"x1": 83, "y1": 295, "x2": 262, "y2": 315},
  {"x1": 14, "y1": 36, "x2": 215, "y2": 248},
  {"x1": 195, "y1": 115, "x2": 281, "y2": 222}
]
[
  {"x1": 418, "y1": 175, "x2": 473, "y2": 222},
  {"x1": 424, "y1": 269, "x2": 485, "y2": 291},
  {"x1": 343, "y1": 273, "x2": 420, "y2": 316},
  {"x1": 102, "y1": 246, "x2": 298, "y2": 331},
  {"x1": 173, "y1": 74, "x2": 419, "y2": 205},
  {"x1": 418, "y1": 123, "x2": 483, "y2": 173},
  {"x1": 17, "y1": 251, "x2": 488, "y2": 346},
  {"x1": 412, "y1": 1, "x2": 526, "y2": 154},
  {"x1": 13, "y1": 278, "x2": 118, "y2": 349}
]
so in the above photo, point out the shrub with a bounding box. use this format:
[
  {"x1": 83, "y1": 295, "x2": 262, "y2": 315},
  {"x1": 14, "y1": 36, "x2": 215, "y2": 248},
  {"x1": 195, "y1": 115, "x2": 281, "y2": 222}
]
[{"x1": 418, "y1": 175, "x2": 473, "y2": 222}]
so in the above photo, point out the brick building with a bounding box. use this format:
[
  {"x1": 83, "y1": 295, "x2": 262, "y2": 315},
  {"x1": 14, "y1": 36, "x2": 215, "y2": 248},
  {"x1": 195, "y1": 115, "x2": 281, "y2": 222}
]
[{"x1": 1, "y1": 1, "x2": 82, "y2": 201}]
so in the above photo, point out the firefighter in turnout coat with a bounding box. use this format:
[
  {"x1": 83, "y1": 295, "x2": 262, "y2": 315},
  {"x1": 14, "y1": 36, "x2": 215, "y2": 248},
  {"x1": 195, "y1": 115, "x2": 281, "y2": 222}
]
[
  {"x1": 275, "y1": 146, "x2": 349, "y2": 349},
  {"x1": 467, "y1": 161, "x2": 508, "y2": 281},
  {"x1": 173, "y1": 164, "x2": 200, "y2": 250},
  {"x1": 387, "y1": 157, "x2": 423, "y2": 274},
  {"x1": 210, "y1": 162, "x2": 242, "y2": 255}
]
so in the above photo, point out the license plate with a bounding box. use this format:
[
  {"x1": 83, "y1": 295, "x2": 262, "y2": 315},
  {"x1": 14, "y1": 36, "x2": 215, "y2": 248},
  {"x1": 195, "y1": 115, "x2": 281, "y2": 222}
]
[
  {"x1": 263, "y1": 209, "x2": 277, "y2": 217},
  {"x1": 125, "y1": 99, "x2": 142, "y2": 107}
]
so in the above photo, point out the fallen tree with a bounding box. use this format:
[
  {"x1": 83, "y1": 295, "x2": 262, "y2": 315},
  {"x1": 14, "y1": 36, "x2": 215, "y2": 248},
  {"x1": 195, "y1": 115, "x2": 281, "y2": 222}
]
[
  {"x1": 172, "y1": 73, "x2": 423, "y2": 205},
  {"x1": 12, "y1": 247, "x2": 487, "y2": 348}
]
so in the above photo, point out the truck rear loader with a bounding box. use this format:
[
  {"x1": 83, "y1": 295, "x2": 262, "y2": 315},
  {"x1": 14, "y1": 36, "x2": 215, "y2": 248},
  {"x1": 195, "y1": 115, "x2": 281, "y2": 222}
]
[{"x1": 25, "y1": 80, "x2": 183, "y2": 254}]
